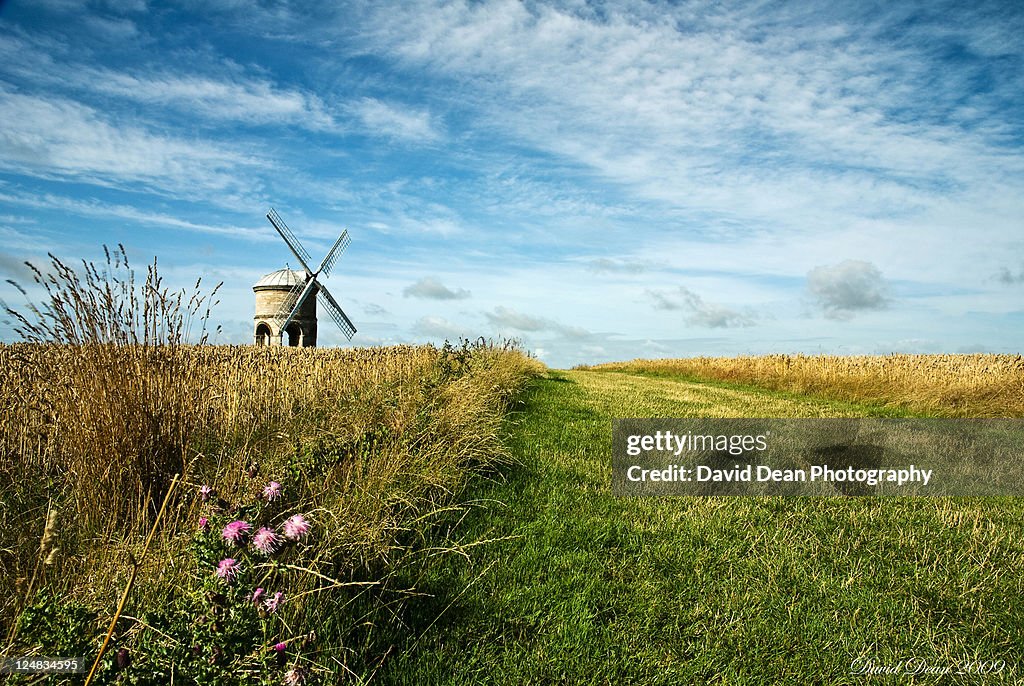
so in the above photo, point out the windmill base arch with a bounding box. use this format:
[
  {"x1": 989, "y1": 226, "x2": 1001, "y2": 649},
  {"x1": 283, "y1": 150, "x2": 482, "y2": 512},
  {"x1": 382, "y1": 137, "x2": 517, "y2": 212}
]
[
  {"x1": 253, "y1": 319, "x2": 317, "y2": 347},
  {"x1": 255, "y1": 322, "x2": 273, "y2": 346}
]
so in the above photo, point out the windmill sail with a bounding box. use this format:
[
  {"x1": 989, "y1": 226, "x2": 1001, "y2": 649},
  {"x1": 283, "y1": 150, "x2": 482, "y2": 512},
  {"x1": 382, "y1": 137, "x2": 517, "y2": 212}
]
[
  {"x1": 263, "y1": 208, "x2": 357, "y2": 345},
  {"x1": 272, "y1": 279, "x2": 307, "y2": 322},
  {"x1": 318, "y1": 285, "x2": 357, "y2": 340},
  {"x1": 318, "y1": 230, "x2": 350, "y2": 277},
  {"x1": 279, "y1": 276, "x2": 319, "y2": 333},
  {"x1": 267, "y1": 208, "x2": 313, "y2": 273}
]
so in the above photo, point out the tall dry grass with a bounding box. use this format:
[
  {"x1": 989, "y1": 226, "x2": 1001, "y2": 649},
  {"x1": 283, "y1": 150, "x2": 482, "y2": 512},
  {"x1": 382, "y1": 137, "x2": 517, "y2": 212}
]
[
  {"x1": 0, "y1": 248, "x2": 545, "y2": 661},
  {"x1": 583, "y1": 354, "x2": 1024, "y2": 417}
]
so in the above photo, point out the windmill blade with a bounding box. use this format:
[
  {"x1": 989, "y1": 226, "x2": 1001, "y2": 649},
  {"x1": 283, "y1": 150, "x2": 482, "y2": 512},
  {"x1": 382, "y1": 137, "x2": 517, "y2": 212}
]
[
  {"x1": 279, "y1": 275, "x2": 319, "y2": 334},
  {"x1": 318, "y1": 229, "x2": 350, "y2": 277},
  {"x1": 267, "y1": 209, "x2": 313, "y2": 273},
  {"x1": 272, "y1": 280, "x2": 306, "y2": 322},
  {"x1": 317, "y1": 284, "x2": 357, "y2": 340}
]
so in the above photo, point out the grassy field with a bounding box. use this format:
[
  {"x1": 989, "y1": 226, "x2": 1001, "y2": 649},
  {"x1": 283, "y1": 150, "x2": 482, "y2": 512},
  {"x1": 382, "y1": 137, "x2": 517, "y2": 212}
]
[{"x1": 359, "y1": 369, "x2": 1024, "y2": 684}]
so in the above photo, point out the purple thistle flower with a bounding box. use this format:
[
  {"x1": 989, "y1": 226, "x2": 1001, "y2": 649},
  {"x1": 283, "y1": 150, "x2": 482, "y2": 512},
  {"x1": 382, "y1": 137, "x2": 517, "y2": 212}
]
[
  {"x1": 272, "y1": 641, "x2": 287, "y2": 653},
  {"x1": 263, "y1": 481, "x2": 283, "y2": 502},
  {"x1": 251, "y1": 527, "x2": 281, "y2": 555},
  {"x1": 221, "y1": 520, "x2": 252, "y2": 544},
  {"x1": 282, "y1": 514, "x2": 311, "y2": 541},
  {"x1": 250, "y1": 587, "x2": 265, "y2": 603},
  {"x1": 199, "y1": 484, "x2": 214, "y2": 502},
  {"x1": 215, "y1": 558, "x2": 240, "y2": 583},
  {"x1": 198, "y1": 516, "x2": 209, "y2": 532},
  {"x1": 264, "y1": 591, "x2": 284, "y2": 613}
]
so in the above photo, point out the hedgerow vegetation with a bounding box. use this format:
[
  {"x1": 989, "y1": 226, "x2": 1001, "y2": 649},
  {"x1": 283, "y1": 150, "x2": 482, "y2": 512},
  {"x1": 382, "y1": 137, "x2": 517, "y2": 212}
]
[{"x1": 0, "y1": 248, "x2": 543, "y2": 684}]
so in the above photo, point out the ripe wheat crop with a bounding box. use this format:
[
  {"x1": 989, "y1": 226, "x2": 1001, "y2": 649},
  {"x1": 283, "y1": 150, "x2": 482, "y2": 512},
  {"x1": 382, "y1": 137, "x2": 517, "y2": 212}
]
[
  {"x1": 0, "y1": 248, "x2": 544, "y2": 682},
  {"x1": 582, "y1": 354, "x2": 1024, "y2": 417}
]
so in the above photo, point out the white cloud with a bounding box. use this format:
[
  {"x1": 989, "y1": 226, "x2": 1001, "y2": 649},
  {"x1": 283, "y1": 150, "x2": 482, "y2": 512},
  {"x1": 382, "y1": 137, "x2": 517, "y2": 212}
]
[
  {"x1": 485, "y1": 305, "x2": 589, "y2": 339},
  {"x1": 349, "y1": 98, "x2": 442, "y2": 142},
  {"x1": 403, "y1": 277, "x2": 471, "y2": 300},
  {"x1": 585, "y1": 257, "x2": 658, "y2": 274},
  {"x1": 358, "y1": 1, "x2": 1023, "y2": 236},
  {"x1": 807, "y1": 260, "x2": 890, "y2": 320},
  {"x1": 0, "y1": 190, "x2": 271, "y2": 241},
  {"x1": 647, "y1": 286, "x2": 756, "y2": 328},
  {"x1": 0, "y1": 88, "x2": 263, "y2": 195},
  {"x1": 413, "y1": 315, "x2": 470, "y2": 339},
  {"x1": 89, "y1": 72, "x2": 336, "y2": 129}
]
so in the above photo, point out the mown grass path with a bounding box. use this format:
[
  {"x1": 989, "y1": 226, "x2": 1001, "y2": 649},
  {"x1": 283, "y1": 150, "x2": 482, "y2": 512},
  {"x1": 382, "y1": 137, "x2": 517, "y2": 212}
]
[{"x1": 372, "y1": 371, "x2": 1023, "y2": 685}]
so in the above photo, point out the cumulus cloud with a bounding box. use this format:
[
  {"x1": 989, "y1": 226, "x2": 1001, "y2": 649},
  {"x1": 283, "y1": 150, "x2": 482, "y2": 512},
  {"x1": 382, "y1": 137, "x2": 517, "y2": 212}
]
[
  {"x1": 403, "y1": 277, "x2": 471, "y2": 300},
  {"x1": 807, "y1": 260, "x2": 889, "y2": 320},
  {"x1": 646, "y1": 286, "x2": 755, "y2": 328}
]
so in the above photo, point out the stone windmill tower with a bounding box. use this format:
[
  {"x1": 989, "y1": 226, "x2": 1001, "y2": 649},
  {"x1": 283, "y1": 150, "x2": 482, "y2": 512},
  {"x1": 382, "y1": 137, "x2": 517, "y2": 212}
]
[{"x1": 253, "y1": 209, "x2": 357, "y2": 347}]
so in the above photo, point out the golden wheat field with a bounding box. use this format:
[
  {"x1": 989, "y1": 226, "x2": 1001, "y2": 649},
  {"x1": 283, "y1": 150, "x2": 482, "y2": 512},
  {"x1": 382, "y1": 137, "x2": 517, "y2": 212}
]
[
  {"x1": 583, "y1": 353, "x2": 1024, "y2": 417},
  {"x1": 0, "y1": 341, "x2": 544, "y2": 667}
]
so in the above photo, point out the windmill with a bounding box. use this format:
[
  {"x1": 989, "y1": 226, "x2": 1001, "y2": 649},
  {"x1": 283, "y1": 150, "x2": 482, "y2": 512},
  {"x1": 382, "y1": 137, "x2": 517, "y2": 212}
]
[{"x1": 252, "y1": 208, "x2": 356, "y2": 347}]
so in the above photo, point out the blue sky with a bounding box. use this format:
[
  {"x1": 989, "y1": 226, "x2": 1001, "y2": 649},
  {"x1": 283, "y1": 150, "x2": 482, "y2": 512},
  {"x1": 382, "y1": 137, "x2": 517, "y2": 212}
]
[{"x1": 1, "y1": 0, "x2": 1021, "y2": 367}]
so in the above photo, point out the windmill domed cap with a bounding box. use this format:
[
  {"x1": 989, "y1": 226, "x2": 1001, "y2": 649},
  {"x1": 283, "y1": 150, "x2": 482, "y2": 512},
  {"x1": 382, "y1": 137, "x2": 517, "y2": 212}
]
[{"x1": 254, "y1": 269, "x2": 307, "y2": 289}]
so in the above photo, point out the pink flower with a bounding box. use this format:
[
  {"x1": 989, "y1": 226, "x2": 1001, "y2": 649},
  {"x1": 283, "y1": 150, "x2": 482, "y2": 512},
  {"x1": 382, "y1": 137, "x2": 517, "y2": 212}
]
[
  {"x1": 272, "y1": 641, "x2": 287, "y2": 653},
  {"x1": 221, "y1": 520, "x2": 252, "y2": 544},
  {"x1": 284, "y1": 666, "x2": 306, "y2": 685},
  {"x1": 264, "y1": 591, "x2": 284, "y2": 613},
  {"x1": 263, "y1": 481, "x2": 283, "y2": 502},
  {"x1": 250, "y1": 587, "x2": 265, "y2": 603},
  {"x1": 282, "y1": 514, "x2": 311, "y2": 541},
  {"x1": 198, "y1": 517, "x2": 209, "y2": 532},
  {"x1": 251, "y1": 527, "x2": 281, "y2": 555},
  {"x1": 199, "y1": 484, "x2": 214, "y2": 501},
  {"x1": 215, "y1": 558, "x2": 240, "y2": 582}
]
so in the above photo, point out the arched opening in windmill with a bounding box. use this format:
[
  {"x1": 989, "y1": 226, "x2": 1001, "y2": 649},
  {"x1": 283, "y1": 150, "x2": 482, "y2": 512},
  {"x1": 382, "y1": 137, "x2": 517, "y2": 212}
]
[
  {"x1": 255, "y1": 322, "x2": 272, "y2": 346},
  {"x1": 286, "y1": 322, "x2": 302, "y2": 347}
]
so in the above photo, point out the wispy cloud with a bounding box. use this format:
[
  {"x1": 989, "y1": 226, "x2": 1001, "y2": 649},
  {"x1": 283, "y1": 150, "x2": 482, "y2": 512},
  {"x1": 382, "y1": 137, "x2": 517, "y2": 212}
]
[
  {"x1": 0, "y1": 32, "x2": 337, "y2": 131},
  {"x1": 647, "y1": 286, "x2": 756, "y2": 328},
  {"x1": 91, "y1": 72, "x2": 336, "y2": 129},
  {"x1": 0, "y1": 88, "x2": 264, "y2": 196},
  {"x1": 996, "y1": 266, "x2": 1024, "y2": 285},
  {"x1": 585, "y1": 257, "x2": 658, "y2": 274},
  {"x1": 0, "y1": 190, "x2": 271, "y2": 241},
  {"x1": 349, "y1": 98, "x2": 442, "y2": 142},
  {"x1": 485, "y1": 305, "x2": 589, "y2": 339},
  {"x1": 414, "y1": 315, "x2": 470, "y2": 339},
  {"x1": 360, "y1": 1, "x2": 1023, "y2": 232},
  {"x1": 403, "y1": 277, "x2": 471, "y2": 300}
]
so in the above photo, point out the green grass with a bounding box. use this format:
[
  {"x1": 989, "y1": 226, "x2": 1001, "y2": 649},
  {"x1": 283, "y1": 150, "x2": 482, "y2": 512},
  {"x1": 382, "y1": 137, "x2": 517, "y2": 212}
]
[{"x1": 359, "y1": 370, "x2": 1024, "y2": 685}]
